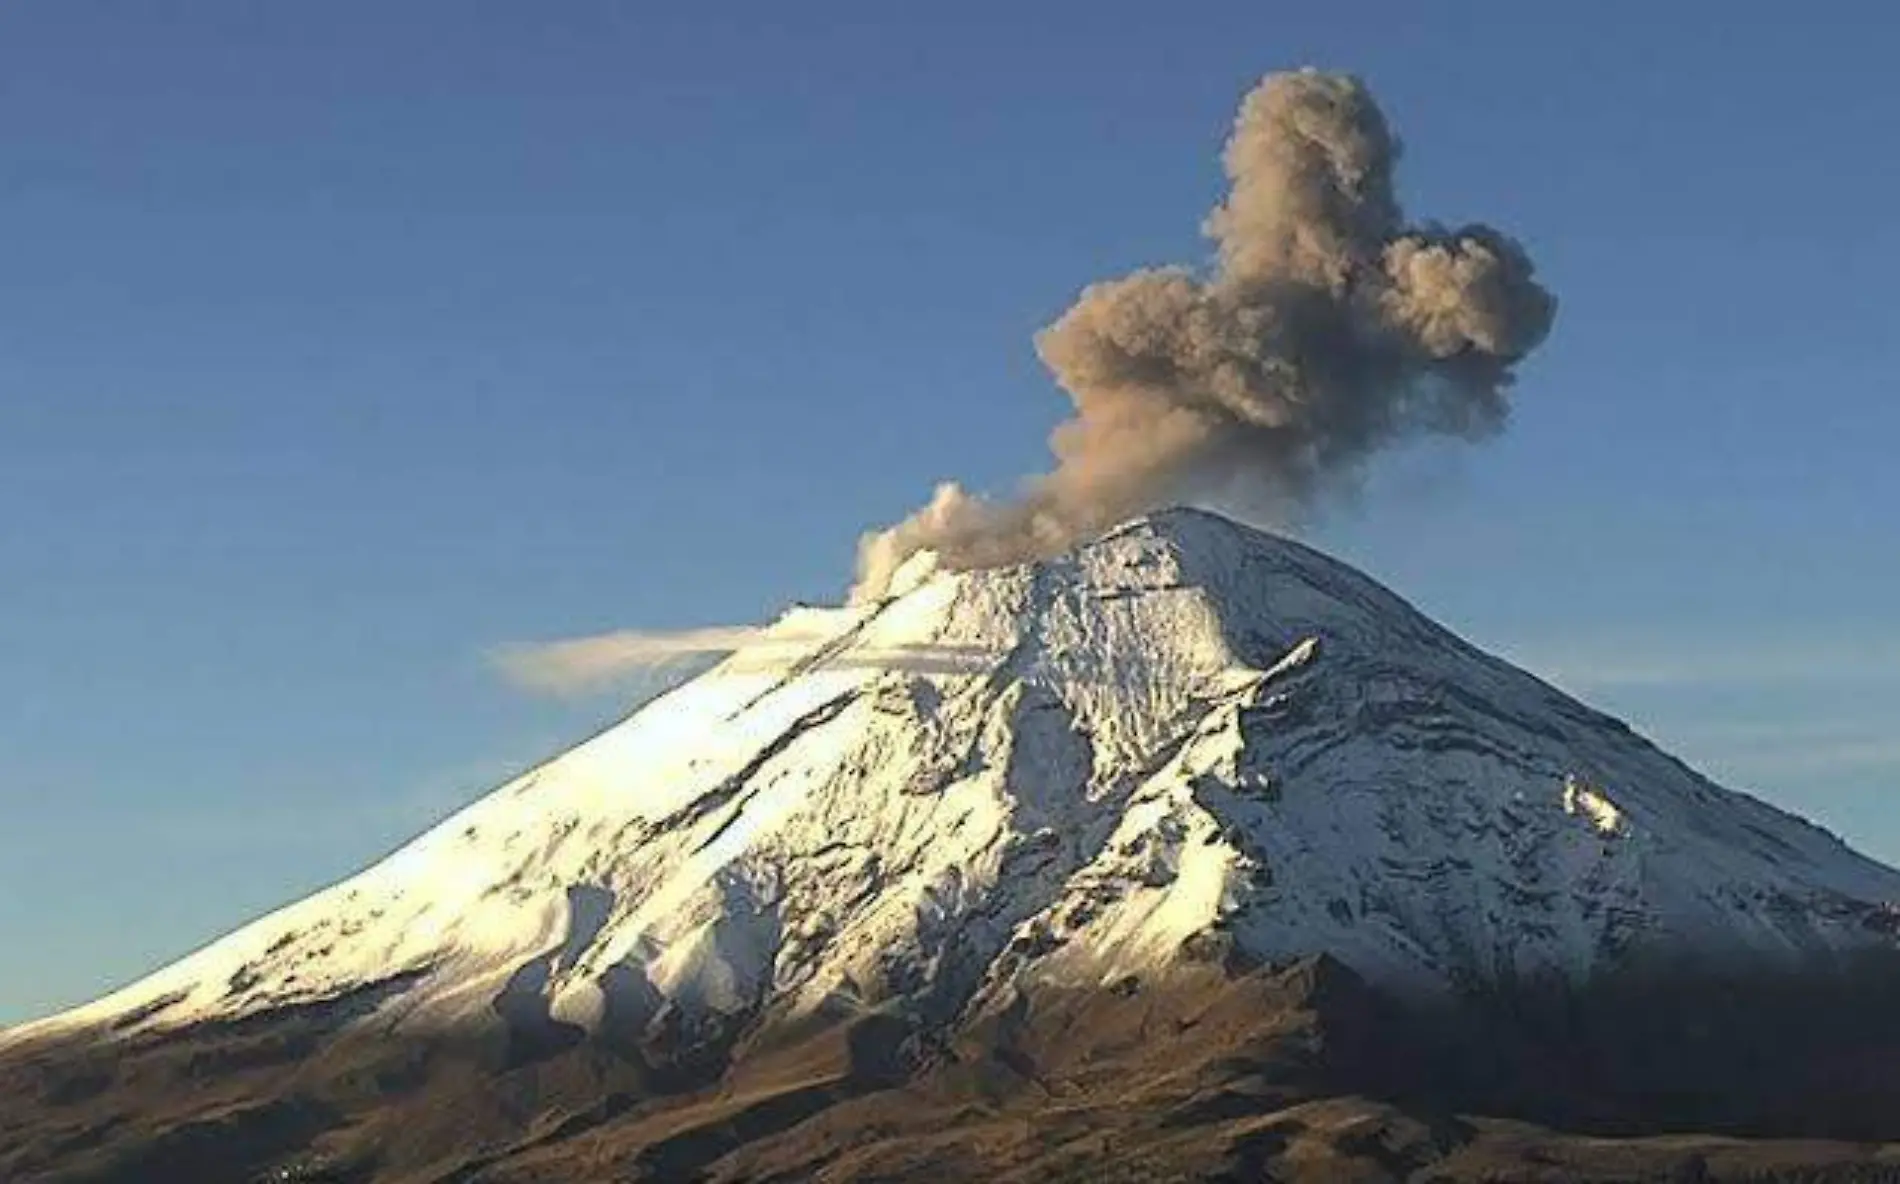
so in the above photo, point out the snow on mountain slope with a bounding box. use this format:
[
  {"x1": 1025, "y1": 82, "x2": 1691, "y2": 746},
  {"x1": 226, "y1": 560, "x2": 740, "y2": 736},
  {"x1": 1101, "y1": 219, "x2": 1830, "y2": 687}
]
[{"x1": 13, "y1": 508, "x2": 1900, "y2": 1050}]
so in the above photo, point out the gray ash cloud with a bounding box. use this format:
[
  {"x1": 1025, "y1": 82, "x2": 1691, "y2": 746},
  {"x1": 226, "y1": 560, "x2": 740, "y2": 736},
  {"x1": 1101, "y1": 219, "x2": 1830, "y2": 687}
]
[{"x1": 855, "y1": 68, "x2": 1555, "y2": 598}]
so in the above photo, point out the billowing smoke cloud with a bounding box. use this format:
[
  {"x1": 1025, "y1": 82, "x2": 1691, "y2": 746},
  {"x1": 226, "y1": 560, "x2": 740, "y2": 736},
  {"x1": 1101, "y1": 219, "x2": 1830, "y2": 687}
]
[{"x1": 854, "y1": 68, "x2": 1555, "y2": 600}]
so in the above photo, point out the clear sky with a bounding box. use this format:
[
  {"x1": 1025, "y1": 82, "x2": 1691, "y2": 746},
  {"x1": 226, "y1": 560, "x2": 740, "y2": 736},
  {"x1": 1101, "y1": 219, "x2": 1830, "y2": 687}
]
[{"x1": 3, "y1": 3, "x2": 1897, "y2": 1025}]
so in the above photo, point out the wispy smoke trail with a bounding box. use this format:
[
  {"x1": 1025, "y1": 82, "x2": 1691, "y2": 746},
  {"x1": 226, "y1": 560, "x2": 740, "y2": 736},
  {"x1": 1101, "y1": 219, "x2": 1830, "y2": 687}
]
[
  {"x1": 854, "y1": 68, "x2": 1555, "y2": 600},
  {"x1": 493, "y1": 623, "x2": 996, "y2": 694},
  {"x1": 491, "y1": 626, "x2": 778, "y2": 694}
]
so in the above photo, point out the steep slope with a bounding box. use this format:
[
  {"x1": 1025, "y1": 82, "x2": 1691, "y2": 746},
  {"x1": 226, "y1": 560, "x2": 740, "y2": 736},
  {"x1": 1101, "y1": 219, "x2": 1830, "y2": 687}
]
[{"x1": 11, "y1": 508, "x2": 1899, "y2": 1051}]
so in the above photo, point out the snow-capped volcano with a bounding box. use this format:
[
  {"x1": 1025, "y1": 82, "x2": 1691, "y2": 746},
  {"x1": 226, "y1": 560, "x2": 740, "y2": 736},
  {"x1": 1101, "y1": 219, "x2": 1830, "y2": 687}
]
[{"x1": 14, "y1": 509, "x2": 1900, "y2": 1051}]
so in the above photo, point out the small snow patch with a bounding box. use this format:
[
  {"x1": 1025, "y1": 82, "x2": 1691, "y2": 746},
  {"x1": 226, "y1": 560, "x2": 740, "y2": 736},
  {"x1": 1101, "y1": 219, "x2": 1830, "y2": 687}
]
[
  {"x1": 1263, "y1": 636, "x2": 1320, "y2": 680},
  {"x1": 1563, "y1": 775, "x2": 1624, "y2": 836}
]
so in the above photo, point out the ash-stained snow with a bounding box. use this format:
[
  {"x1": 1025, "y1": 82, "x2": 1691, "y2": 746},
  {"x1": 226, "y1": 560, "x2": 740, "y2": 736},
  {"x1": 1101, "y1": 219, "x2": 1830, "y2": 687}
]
[{"x1": 12, "y1": 508, "x2": 1900, "y2": 1049}]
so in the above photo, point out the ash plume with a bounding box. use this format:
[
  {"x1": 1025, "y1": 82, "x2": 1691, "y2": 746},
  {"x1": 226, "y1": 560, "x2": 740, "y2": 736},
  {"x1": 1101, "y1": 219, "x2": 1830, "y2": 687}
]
[{"x1": 854, "y1": 68, "x2": 1555, "y2": 600}]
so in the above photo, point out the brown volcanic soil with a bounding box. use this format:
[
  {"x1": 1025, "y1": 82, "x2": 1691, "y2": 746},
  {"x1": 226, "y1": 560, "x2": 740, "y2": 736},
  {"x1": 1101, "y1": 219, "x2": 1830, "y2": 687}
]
[{"x1": 10, "y1": 955, "x2": 1900, "y2": 1183}]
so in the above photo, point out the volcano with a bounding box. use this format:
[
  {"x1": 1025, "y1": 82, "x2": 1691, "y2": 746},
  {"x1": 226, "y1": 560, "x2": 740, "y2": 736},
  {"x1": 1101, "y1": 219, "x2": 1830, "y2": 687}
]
[{"x1": 9, "y1": 509, "x2": 1900, "y2": 1183}]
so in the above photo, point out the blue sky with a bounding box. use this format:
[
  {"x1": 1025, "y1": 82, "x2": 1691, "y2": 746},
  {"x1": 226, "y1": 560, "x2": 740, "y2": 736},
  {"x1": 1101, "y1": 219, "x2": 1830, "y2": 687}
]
[{"x1": 2, "y1": 3, "x2": 1896, "y2": 1024}]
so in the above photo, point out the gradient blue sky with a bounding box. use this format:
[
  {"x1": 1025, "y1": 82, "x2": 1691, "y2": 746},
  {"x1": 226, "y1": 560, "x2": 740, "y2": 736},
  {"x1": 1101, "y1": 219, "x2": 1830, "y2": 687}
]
[{"x1": 4, "y1": 3, "x2": 1897, "y2": 1024}]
